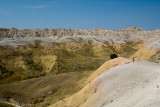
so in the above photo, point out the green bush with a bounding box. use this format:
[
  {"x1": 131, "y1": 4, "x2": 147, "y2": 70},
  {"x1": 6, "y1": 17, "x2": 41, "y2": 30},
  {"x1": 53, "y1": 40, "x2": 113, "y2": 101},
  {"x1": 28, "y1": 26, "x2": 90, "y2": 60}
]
[
  {"x1": 32, "y1": 99, "x2": 39, "y2": 104},
  {"x1": 110, "y1": 53, "x2": 118, "y2": 59}
]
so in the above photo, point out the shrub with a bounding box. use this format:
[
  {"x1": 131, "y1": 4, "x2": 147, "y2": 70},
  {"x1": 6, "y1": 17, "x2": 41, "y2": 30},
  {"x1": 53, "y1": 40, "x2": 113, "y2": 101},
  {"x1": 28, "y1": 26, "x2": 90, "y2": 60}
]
[
  {"x1": 110, "y1": 53, "x2": 118, "y2": 59},
  {"x1": 32, "y1": 99, "x2": 39, "y2": 104}
]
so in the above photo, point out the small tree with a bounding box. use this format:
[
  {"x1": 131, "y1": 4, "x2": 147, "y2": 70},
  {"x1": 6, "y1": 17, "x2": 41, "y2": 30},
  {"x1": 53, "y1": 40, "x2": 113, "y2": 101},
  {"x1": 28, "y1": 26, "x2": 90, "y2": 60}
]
[{"x1": 110, "y1": 53, "x2": 118, "y2": 59}]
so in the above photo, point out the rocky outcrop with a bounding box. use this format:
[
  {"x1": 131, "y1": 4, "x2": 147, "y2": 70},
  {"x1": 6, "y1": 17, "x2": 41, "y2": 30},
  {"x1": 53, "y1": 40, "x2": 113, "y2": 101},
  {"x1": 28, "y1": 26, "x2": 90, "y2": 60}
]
[
  {"x1": 0, "y1": 27, "x2": 160, "y2": 45},
  {"x1": 150, "y1": 51, "x2": 160, "y2": 63}
]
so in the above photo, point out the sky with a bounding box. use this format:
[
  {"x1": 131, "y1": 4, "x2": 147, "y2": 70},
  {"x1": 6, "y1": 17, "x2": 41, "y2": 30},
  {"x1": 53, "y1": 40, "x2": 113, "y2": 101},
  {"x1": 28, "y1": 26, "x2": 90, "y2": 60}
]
[{"x1": 0, "y1": 0, "x2": 160, "y2": 30}]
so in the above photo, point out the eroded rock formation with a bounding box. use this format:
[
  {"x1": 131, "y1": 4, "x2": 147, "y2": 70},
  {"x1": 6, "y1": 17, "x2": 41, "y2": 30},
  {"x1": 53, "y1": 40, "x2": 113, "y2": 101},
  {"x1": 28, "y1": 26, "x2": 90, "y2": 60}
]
[{"x1": 0, "y1": 27, "x2": 160, "y2": 46}]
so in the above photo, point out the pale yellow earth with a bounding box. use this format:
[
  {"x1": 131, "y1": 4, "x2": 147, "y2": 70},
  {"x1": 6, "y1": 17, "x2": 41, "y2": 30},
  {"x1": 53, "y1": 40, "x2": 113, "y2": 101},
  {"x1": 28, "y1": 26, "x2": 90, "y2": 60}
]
[
  {"x1": 34, "y1": 55, "x2": 57, "y2": 73},
  {"x1": 85, "y1": 57, "x2": 132, "y2": 84},
  {"x1": 50, "y1": 57, "x2": 160, "y2": 107},
  {"x1": 50, "y1": 57, "x2": 132, "y2": 107}
]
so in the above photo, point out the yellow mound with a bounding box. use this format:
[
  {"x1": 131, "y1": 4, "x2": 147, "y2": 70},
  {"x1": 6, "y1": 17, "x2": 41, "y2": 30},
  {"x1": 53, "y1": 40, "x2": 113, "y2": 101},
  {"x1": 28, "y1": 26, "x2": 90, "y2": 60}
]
[
  {"x1": 34, "y1": 55, "x2": 57, "y2": 72},
  {"x1": 131, "y1": 47, "x2": 157, "y2": 60},
  {"x1": 50, "y1": 59, "x2": 160, "y2": 107},
  {"x1": 131, "y1": 42, "x2": 158, "y2": 60},
  {"x1": 85, "y1": 57, "x2": 131, "y2": 84},
  {"x1": 50, "y1": 57, "x2": 132, "y2": 107}
]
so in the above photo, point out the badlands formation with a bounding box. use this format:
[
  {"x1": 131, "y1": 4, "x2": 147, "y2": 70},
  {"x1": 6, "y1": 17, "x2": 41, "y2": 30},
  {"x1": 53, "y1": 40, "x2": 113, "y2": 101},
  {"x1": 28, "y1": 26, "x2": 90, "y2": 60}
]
[
  {"x1": 0, "y1": 27, "x2": 160, "y2": 62},
  {"x1": 0, "y1": 27, "x2": 160, "y2": 107},
  {"x1": 51, "y1": 57, "x2": 160, "y2": 107},
  {"x1": 0, "y1": 27, "x2": 160, "y2": 47}
]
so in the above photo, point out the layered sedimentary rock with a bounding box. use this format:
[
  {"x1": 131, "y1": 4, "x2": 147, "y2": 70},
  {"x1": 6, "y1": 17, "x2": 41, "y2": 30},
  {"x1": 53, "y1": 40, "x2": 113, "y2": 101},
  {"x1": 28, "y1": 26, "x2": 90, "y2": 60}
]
[{"x1": 0, "y1": 27, "x2": 160, "y2": 46}]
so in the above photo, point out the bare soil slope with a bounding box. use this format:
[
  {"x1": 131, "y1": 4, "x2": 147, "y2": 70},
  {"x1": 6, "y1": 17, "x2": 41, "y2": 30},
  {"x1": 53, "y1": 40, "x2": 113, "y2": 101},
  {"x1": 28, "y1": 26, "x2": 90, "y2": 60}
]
[
  {"x1": 51, "y1": 58, "x2": 160, "y2": 107},
  {"x1": 0, "y1": 71, "x2": 93, "y2": 107},
  {"x1": 85, "y1": 57, "x2": 131, "y2": 84}
]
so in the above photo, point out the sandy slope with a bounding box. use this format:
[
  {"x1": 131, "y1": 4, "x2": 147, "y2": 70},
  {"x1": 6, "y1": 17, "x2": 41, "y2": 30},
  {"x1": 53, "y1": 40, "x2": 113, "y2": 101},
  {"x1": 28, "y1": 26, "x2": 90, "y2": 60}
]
[{"x1": 50, "y1": 58, "x2": 160, "y2": 107}]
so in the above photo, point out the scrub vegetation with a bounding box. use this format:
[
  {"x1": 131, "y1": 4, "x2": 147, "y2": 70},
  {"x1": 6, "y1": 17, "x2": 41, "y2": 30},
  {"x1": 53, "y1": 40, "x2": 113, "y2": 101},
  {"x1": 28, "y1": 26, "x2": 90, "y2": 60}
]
[{"x1": 0, "y1": 40, "x2": 149, "y2": 106}]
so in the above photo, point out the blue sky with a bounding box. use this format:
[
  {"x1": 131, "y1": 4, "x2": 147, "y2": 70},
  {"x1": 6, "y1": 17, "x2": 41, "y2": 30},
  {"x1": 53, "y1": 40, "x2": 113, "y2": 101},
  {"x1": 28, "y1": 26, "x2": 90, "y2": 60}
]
[{"x1": 0, "y1": 0, "x2": 160, "y2": 30}]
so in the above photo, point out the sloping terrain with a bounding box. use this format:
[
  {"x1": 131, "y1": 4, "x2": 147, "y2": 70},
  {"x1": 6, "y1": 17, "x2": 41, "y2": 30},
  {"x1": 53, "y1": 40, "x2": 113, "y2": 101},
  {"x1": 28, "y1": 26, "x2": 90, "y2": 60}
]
[
  {"x1": 85, "y1": 57, "x2": 131, "y2": 84},
  {"x1": 0, "y1": 102, "x2": 14, "y2": 107},
  {"x1": 150, "y1": 50, "x2": 160, "y2": 63},
  {"x1": 0, "y1": 27, "x2": 160, "y2": 106},
  {"x1": 0, "y1": 71, "x2": 93, "y2": 107},
  {"x1": 0, "y1": 40, "x2": 159, "y2": 106},
  {"x1": 51, "y1": 58, "x2": 160, "y2": 107},
  {"x1": 0, "y1": 40, "x2": 144, "y2": 84}
]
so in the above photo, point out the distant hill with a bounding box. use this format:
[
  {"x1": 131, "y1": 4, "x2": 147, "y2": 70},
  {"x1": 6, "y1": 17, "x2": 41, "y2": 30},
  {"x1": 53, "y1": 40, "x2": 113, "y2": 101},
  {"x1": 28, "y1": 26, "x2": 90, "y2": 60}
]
[{"x1": 0, "y1": 27, "x2": 160, "y2": 46}]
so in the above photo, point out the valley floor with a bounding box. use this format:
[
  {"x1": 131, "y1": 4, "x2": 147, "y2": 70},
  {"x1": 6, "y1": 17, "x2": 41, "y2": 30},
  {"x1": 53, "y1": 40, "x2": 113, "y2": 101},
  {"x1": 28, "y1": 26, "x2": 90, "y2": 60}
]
[{"x1": 0, "y1": 71, "x2": 93, "y2": 107}]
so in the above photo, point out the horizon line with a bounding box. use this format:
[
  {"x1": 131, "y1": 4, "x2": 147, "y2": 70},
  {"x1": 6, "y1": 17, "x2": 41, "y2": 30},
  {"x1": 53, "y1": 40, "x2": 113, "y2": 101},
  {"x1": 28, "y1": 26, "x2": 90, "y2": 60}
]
[{"x1": 0, "y1": 27, "x2": 159, "y2": 31}]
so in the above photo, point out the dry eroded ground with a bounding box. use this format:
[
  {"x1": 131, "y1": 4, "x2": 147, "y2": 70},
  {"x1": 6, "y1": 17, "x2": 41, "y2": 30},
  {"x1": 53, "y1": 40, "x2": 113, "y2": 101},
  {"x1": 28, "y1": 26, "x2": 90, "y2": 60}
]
[
  {"x1": 51, "y1": 58, "x2": 160, "y2": 107},
  {"x1": 0, "y1": 71, "x2": 93, "y2": 107}
]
